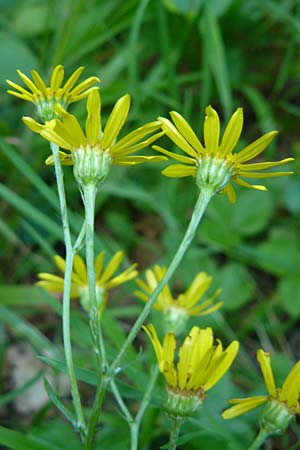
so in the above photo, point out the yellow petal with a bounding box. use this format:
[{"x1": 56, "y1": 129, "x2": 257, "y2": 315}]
[
  {"x1": 73, "y1": 254, "x2": 88, "y2": 284},
  {"x1": 16, "y1": 69, "x2": 39, "y2": 94},
  {"x1": 105, "y1": 264, "x2": 138, "y2": 289},
  {"x1": 204, "y1": 105, "x2": 220, "y2": 154},
  {"x1": 159, "y1": 117, "x2": 197, "y2": 157},
  {"x1": 45, "y1": 151, "x2": 73, "y2": 166},
  {"x1": 143, "y1": 324, "x2": 163, "y2": 363},
  {"x1": 281, "y1": 361, "x2": 300, "y2": 407},
  {"x1": 222, "y1": 396, "x2": 267, "y2": 419},
  {"x1": 111, "y1": 121, "x2": 161, "y2": 154},
  {"x1": 55, "y1": 105, "x2": 86, "y2": 147},
  {"x1": 234, "y1": 178, "x2": 267, "y2": 191},
  {"x1": 239, "y1": 171, "x2": 293, "y2": 178},
  {"x1": 179, "y1": 272, "x2": 212, "y2": 308},
  {"x1": 111, "y1": 131, "x2": 165, "y2": 157},
  {"x1": 257, "y1": 349, "x2": 276, "y2": 397},
  {"x1": 22, "y1": 117, "x2": 44, "y2": 133},
  {"x1": 30, "y1": 70, "x2": 47, "y2": 96},
  {"x1": 41, "y1": 128, "x2": 74, "y2": 151},
  {"x1": 223, "y1": 183, "x2": 236, "y2": 203},
  {"x1": 162, "y1": 164, "x2": 197, "y2": 177},
  {"x1": 203, "y1": 340, "x2": 239, "y2": 390},
  {"x1": 235, "y1": 131, "x2": 278, "y2": 163},
  {"x1": 220, "y1": 108, "x2": 243, "y2": 156},
  {"x1": 177, "y1": 334, "x2": 194, "y2": 390},
  {"x1": 50, "y1": 65, "x2": 64, "y2": 93},
  {"x1": 240, "y1": 157, "x2": 294, "y2": 171},
  {"x1": 114, "y1": 155, "x2": 166, "y2": 166},
  {"x1": 62, "y1": 67, "x2": 85, "y2": 93},
  {"x1": 85, "y1": 90, "x2": 101, "y2": 146},
  {"x1": 7, "y1": 89, "x2": 33, "y2": 102},
  {"x1": 169, "y1": 111, "x2": 204, "y2": 154},
  {"x1": 153, "y1": 145, "x2": 195, "y2": 164},
  {"x1": 69, "y1": 76, "x2": 100, "y2": 96},
  {"x1": 54, "y1": 255, "x2": 66, "y2": 273},
  {"x1": 162, "y1": 332, "x2": 177, "y2": 388},
  {"x1": 95, "y1": 251, "x2": 105, "y2": 279},
  {"x1": 99, "y1": 251, "x2": 124, "y2": 284},
  {"x1": 101, "y1": 94, "x2": 131, "y2": 149}
]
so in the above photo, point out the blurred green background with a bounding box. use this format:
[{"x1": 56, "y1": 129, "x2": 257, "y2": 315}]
[{"x1": 0, "y1": 0, "x2": 300, "y2": 449}]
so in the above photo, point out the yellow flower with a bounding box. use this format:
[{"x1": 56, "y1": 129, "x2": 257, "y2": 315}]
[
  {"x1": 154, "y1": 106, "x2": 293, "y2": 202},
  {"x1": 23, "y1": 89, "x2": 166, "y2": 171},
  {"x1": 222, "y1": 349, "x2": 300, "y2": 421},
  {"x1": 37, "y1": 250, "x2": 138, "y2": 313},
  {"x1": 7, "y1": 65, "x2": 99, "y2": 121},
  {"x1": 144, "y1": 324, "x2": 239, "y2": 418},
  {"x1": 135, "y1": 265, "x2": 222, "y2": 333}
]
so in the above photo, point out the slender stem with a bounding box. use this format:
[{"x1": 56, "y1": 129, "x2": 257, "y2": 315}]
[
  {"x1": 84, "y1": 376, "x2": 109, "y2": 450},
  {"x1": 73, "y1": 220, "x2": 86, "y2": 253},
  {"x1": 109, "y1": 187, "x2": 214, "y2": 376},
  {"x1": 110, "y1": 379, "x2": 133, "y2": 424},
  {"x1": 247, "y1": 428, "x2": 270, "y2": 450},
  {"x1": 168, "y1": 418, "x2": 183, "y2": 450},
  {"x1": 83, "y1": 183, "x2": 108, "y2": 449},
  {"x1": 130, "y1": 366, "x2": 159, "y2": 450},
  {"x1": 50, "y1": 142, "x2": 86, "y2": 434}
]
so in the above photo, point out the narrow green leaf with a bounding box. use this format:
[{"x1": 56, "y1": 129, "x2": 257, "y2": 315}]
[
  {"x1": 0, "y1": 182, "x2": 62, "y2": 240},
  {"x1": 38, "y1": 356, "x2": 98, "y2": 386},
  {"x1": 0, "y1": 138, "x2": 58, "y2": 210},
  {"x1": 0, "y1": 306, "x2": 59, "y2": 357},
  {"x1": 43, "y1": 378, "x2": 76, "y2": 425},
  {"x1": 0, "y1": 426, "x2": 61, "y2": 450}
]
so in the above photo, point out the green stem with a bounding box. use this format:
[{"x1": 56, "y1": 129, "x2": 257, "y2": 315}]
[
  {"x1": 247, "y1": 427, "x2": 270, "y2": 450},
  {"x1": 130, "y1": 366, "x2": 159, "y2": 450},
  {"x1": 83, "y1": 183, "x2": 108, "y2": 449},
  {"x1": 109, "y1": 187, "x2": 214, "y2": 377},
  {"x1": 50, "y1": 142, "x2": 86, "y2": 434},
  {"x1": 168, "y1": 418, "x2": 183, "y2": 450},
  {"x1": 110, "y1": 379, "x2": 133, "y2": 424}
]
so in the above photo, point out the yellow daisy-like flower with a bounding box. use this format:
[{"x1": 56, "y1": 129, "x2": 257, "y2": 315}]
[
  {"x1": 135, "y1": 265, "x2": 222, "y2": 334},
  {"x1": 7, "y1": 65, "x2": 100, "y2": 121},
  {"x1": 144, "y1": 324, "x2": 239, "y2": 418},
  {"x1": 37, "y1": 250, "x2": 138, "y2": 313},
  {"x1": 154, "y1": 106, "x2": 293, "y2": 202},
  {"x1": 23, "y1": 89, "x2": 166, "y2": 187},
  {"x1": 222, "y1": 349, "x2": 300, "y2": 432}
]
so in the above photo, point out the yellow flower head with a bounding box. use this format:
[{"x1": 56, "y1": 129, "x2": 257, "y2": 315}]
[
  {"x1": 144, "y1": 324, "x2": 238, "y2": 418},
  {"x1": 135, "y1": 265, "x2": 222, "y2": 334},
  {"x1": 222, "y1": 349, "x2": 300, "y2": 424},
  {"x1": 37, "y1": 250, "x2": 138, "y2": 313},
  {"x1": 23, "y1": 90, "x2": 166, "y2": 186},
  {"x1": 7, "y1": 65, "x2": 100, "y2": 121},
  {"x1": 154, "y1": 107, "x2": 293, "y2": 202}
]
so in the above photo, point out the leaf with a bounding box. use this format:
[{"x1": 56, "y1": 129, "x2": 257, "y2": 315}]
[
  {"x1": 0, "y1": 426, "x2": 61, "y2": 450},
  {"x1": 38, "y1": 356, "x2": 98, "y2": 387},
  {"x1": 0, "y1": 306, "x2": 59, "y2": 357},
  {"x1": 0, "y1": 285, "x2": 44, "y2": 306},
  {"x1": 216, "y1": 263, "x2": 254, "y2": 310},
  {"x1": 43, "y1": 378, "x2": 76, "y2": 426},
  {"x1": 278, "y1": 274, "x2": 300, "y2": 318}
]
